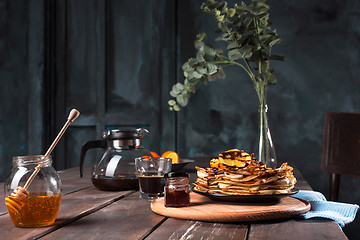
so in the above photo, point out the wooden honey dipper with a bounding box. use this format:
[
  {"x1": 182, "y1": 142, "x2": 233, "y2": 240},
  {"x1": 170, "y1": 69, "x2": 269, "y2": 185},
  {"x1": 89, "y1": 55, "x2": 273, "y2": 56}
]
[{"x1": 9, "y1": 109, "x2": 80, "y2": 199}]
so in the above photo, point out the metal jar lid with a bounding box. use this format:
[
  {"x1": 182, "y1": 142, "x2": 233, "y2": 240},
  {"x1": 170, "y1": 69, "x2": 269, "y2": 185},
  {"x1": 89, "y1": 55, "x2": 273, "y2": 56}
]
[
  {"x1": 164, "y1": 172, "x2": 189, "y2": 178},
  {"x1": 103, "y1": 128, "x2": 149, "y2": 140}
]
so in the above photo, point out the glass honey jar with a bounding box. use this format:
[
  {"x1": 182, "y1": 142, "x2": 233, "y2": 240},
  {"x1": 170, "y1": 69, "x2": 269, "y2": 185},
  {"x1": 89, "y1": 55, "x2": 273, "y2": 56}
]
[
  {"x1": 164, "y1": 172, "x2": 190, "y2": 207},
  {"x1": 4, "y1": 155, "x2": 62, "y2": 227}
]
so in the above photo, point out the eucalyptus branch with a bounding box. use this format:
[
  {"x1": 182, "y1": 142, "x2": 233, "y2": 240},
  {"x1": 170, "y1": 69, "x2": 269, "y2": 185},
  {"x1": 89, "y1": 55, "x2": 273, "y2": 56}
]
[
  {"x1": 212, "y1": 60, "x2": 251, "y2": 76},
  {"x1": 224, "y1": 26, "x2": 256, "y2": 81},
  {"x1": 168, "y1": 0, "x2": 284, "y2": 111},
  {"x1": 244, "y1": 59, "x2": 256, "y2": 82}
]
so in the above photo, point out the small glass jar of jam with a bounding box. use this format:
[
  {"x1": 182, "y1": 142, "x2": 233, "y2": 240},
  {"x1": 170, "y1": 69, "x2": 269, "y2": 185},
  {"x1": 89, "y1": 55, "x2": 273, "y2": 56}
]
[
  {"x1": 164, "y1": 172, "x2": 190, "y2": 207},
  {"x1": 4, "y1": 155, "x2": 62, "y2": 227}
]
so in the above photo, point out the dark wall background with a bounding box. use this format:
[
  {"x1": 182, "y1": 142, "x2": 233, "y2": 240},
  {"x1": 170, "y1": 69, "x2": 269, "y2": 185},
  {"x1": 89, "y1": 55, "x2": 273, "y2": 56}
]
[{"x1": 0, "y1": 0, "x2": 359, "y2": 238}]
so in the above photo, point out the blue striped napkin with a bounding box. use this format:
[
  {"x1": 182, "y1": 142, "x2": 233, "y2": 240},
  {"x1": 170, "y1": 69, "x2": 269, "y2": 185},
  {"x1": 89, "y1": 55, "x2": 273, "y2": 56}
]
[{"x1": 293, "y1": 190, "x2": 359, "y2": 227}]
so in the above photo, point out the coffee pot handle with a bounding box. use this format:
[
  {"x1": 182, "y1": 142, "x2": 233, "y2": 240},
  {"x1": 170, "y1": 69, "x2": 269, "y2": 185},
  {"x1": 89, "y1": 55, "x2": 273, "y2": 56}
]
[{"x1": 80, "y1": 140, "x2": 107, "y2": 177}]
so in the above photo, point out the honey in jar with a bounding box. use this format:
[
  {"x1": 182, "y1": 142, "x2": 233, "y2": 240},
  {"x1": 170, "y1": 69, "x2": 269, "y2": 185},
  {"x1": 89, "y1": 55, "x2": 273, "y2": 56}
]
[
  {"x1": 4, "y1": 155, "x2": 62, "y2": 227},
  {"x1": 5, "y1": 194, "x2": 61, "y2": 227}
]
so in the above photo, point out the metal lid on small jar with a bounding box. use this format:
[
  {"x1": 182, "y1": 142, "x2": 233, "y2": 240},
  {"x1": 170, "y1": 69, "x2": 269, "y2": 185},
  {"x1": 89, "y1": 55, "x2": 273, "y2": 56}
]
[{"x1": 164, "y1": 172, "x2": 189, "y2": 178}]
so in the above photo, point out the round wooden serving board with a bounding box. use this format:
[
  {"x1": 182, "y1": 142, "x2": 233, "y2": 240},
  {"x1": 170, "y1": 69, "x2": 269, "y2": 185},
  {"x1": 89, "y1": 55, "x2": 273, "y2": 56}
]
[{"x1": 151, "y1": 192, "x2": 310, "y2": 222}]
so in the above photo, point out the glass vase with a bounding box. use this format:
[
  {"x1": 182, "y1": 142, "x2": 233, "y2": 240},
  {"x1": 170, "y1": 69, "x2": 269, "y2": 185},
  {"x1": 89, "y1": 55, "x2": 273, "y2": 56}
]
[{"x1": 256, "y1": 104, "x2": 277, "y2": 168}]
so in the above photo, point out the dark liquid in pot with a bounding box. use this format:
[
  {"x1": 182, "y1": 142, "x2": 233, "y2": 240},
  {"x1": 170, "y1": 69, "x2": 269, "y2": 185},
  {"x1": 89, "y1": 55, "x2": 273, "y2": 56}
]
[{"x1": 91, "y1": 175, "x2": 139, "y2": 191}]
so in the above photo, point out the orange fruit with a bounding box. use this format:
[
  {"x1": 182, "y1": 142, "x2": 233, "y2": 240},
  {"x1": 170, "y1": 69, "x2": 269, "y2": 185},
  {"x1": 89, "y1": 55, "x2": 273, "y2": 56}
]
[
  {"x1": 150, "y1": 151, "x2": 160, "y2": 157},
  {"x1": 161, "y1": 151, "x2": 180, "y2": 164},
  {"x1": 218, "y1": 163, "x2": 227, "y2": 169},
  {"x1": 210, "y1": 158, "x2": 220, "y2": 168},
  {"x1": 233, "y1": 160, "x2": 246, "y2": 168}
]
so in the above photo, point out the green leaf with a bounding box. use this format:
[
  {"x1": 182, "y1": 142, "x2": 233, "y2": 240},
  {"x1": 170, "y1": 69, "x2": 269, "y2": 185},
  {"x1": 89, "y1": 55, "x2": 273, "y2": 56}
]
[
  {"x1": 206, "y1": 63, "x2": 218, "y2": 75},
  {"x1": 170, "y1": 91, "x2": 178, "y2": 98},
  {"x1": 182, "y1": 62, "x2": 193, "y2": 72},
  {"x1": 196, "y1": 66, "x2": 208, "y2": 75},
  {"x1": 249, "y1": 51, "x2": 260, "y2": 63},
  {"x1": 260, "y1": 48, "x2": 270, "y2": 59},
  {"x1": 188, "y1": 58, "x2": 198, "y2": 67},
  {"x1": 170, "y1": 83, "x2": 184, "y2": 96},
  {"x1": 264, "y1": 72, "x2": 277, "y2": 84},
  {"x1": 216, "y1": 14, "x2": 225, "y2": 22},
  {"x1": 175, "y1": 83, "x2": 184, "y2": 91},
  {"x1": 215, "y1": 48, "x2": 223, "y2": 55},
  {"x1": 243, "y1": 16, "x2": 253, "y2": 28},
  {"x1": 176, "y1": 95, "x2": 189, "y2": 107},
  {"x1": 227, "y1": 8, "x2": 236, "y2": 17},
  {"x1": 269, "y1": 37, "x2": 281, "y2": 47},
  {"x1": 185, "y1": 77, "x2": 199, "y2": 85},
  {"x1": 256, "y1": 1, "x2": 269, "y2": 8},
  {"x1": 236, "y1": 5, "x2": 250, "y2": 13},
  {"x1": 253, "y1": 7, "x2": 268, "y2": 15},
  {"x1": 216, "y1": 67, "x2": 226, "y2": 79},
  {"x1": 227, "y1": 41, "x2": 240, "y2": 50},
  {"x1": 270, "y1": 55, "x2": 285, "y2": 61},
  {"x1": 238, "y1": 45, "x2": 253, "y2": 58},
  {"x1": 215, "y1": 33, "x2": 230, "y2": 41},
  {"x1": 260, "y1": 60, "x2": 269, "y2": 74},
  {"x1": 204, "y1": 45, "x2": 217, "y2": 57},
  {"x1": 173, "y1": 104, "x2": 181, "y2": 111},
  {"x1": 168, "y1": 100, "x2": 176, "y2": 106},
  {"x1": 187, "y1": 70, "x2": 203, "y2": 79},
  {"x1": 170, "y1": 86, "x2": 180, "y2": 95},
  {"x1": 196, "y1": 51, "x2": 205, "y2": 62},
  {"x1": 259, "y1": 34, "x2": 272, "y2": 44},
  {"x1": 194, "y1": 40, "x2": 204, "y2": 50},
  {"x1": 196, "y1": 32, "x2": 207, "y2": 42},
  {"x1": 228, "y1": 48, "x2": 242, "y2": 61}
]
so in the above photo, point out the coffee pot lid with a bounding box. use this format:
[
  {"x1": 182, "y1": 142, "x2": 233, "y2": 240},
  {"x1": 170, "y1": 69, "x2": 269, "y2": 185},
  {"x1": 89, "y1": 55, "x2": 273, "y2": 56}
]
[{"x1": 103, "y1": 128, "x2": 149, "y2": 140}]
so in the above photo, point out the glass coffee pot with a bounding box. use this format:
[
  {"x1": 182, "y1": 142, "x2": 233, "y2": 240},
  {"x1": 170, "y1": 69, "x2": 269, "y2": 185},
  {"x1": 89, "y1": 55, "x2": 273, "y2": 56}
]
[{"x1": 80, "y1": 128, "x2": 151, "y2": 191}]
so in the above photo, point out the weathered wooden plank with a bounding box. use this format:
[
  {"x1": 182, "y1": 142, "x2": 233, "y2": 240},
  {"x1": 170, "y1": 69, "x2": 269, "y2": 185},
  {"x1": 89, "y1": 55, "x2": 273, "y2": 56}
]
[
  {"x1": 57, "y1": 165, "x2": 91, "y2": 180},
  {"x1": 0, "y1": 185, "x2": 6, "y2": 215},
  {"x1": 39, "y1": 192, "x2": 166, "y2": 240},
  {"x1": 147, "y1": 218, "x2": 248, "y2": 240},
  {"x1": 0, "y1": 187, "x2": 134, "y2": 239},
  {"x1": 58, "y1": 168, "x2": 93, "y2": 195},
  {"x1": 248, "y1": 219, "x2": 347, "y2": 240}
]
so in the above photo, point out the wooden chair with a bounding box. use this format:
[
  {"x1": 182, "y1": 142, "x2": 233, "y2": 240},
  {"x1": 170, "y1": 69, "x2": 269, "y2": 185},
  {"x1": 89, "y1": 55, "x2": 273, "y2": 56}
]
[{"x1": 321, "y1": 112, "x2": 360, "y2": 201}]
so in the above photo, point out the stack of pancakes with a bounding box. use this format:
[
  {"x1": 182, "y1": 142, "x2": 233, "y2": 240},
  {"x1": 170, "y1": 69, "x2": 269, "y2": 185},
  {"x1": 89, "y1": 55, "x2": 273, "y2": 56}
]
[{"x1": 194, "y1": 149, "x2": 296, "y2": 195}]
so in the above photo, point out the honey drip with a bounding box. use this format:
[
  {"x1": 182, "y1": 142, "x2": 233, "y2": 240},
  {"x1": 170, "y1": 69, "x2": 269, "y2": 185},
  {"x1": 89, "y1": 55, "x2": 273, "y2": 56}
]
[{"x1": 5, "y1": 194, "x2": 61, "y2": 227}]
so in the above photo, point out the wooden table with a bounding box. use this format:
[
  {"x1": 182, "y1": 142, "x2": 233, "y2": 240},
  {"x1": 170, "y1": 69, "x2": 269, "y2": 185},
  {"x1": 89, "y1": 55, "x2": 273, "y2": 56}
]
[{"x1": 0, "y1": 158, "x2": 348, "y2": 240}]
